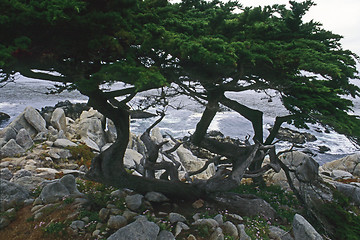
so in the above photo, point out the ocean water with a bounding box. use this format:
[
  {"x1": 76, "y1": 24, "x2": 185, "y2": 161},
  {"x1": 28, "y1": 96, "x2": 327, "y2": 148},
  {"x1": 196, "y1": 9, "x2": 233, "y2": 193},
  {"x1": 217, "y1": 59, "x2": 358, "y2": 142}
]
[
  {"x1": 1, "y1": 75, "x2": 359, "y2": 164},
  {"x1": 0, "y1": 75, "x2": 88, "y2": 127}
]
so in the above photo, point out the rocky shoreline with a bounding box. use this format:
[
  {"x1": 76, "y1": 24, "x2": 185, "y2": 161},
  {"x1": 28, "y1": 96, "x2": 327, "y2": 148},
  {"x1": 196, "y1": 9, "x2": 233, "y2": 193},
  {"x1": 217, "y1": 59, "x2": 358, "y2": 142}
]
[{"x1": 1, "y1": 102, "x2": 360, "y2": 239}]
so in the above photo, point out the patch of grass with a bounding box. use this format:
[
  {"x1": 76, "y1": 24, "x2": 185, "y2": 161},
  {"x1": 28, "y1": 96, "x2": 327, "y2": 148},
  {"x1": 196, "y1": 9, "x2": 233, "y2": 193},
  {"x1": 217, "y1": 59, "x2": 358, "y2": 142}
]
[
  {"x1": 224, "y1": 236, "x2": 235, "y2": 240},
  {"x1": 38, "y1": 152, "x2": 51, "y2": 161},
  {"x1": 199, "y1": 210, "x2": 215, "y2": 219},
  {"x1": 243, "y1": 216, "x2": 270, "y2": 240},
  {"x1": 76, "y1": 179, "x2": 115, "y2": 211},
  {"x1": 144, "y1": 210, "x2": 157, "y2": 222},
  {"x1": 0, "y1": 209, "x2": 17, "y2": 221},
  {"x1": 42, "y1": 221, "x2": 67, "y2": 235},
  {"x1": 27, "y1": 144, "x2": 37, "y2": 152},
  {"x1": 85, "y1": 221, "x2": 97, "y2": 233},
  {"x1": 112, "y1": 197, "x2": 126, "y2": 211},
  {"x1": 63, "y1": 196, "x2": 75, "y2": 205},
  {"x1": 55, "y1": 171, "x2": 65, "y2": 179},
  {"x1": 317, "y1": 190, "x2": 360, "y2": 240},
  {"x1": 194, "y1": 224, "x2": 211, "y2": 238},
  {"x1": 158, "y1": 218, "x2": 173, "y2": 232},
  {"x1": 86, "y1": 189, "x2": 111, "y2": 210},
  {"x1": 41, "y1": 203, "x2": 62, "y2": 216},
  {"x1": 67, "y1": 144, "x2": 95, "y2": 168},
  {"x1": 78, "y1": 209, "x2": 100, "y2": 222}
]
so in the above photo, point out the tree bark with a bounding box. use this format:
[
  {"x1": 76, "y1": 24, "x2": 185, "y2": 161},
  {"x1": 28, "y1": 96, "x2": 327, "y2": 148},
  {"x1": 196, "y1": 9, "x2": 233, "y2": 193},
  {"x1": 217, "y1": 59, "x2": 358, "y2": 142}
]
[
  {"x1": 84, "y1": 89, "x2": 130, "y2": 179},
  {"x1": 81, "y1": 88, "x2": 281, "y2": 200},
  {"x1": 220, "y1": 96, "x2": 265, "y2": 179},
  {"x1": 140, "y1": 112, "x2": 167, "y2": 178},
  {"x1": 191, "y1": 92, "x2": 221, "y2": 145},
  {"x1": 83, "y1": 88, "x2": 205, "y2": 199},
  {"x1": 265, "y1": 115, "x2": 293, "y2": 145},
  {"x1": 220, "y1": 96, "x2": 264, "y2": 143}
]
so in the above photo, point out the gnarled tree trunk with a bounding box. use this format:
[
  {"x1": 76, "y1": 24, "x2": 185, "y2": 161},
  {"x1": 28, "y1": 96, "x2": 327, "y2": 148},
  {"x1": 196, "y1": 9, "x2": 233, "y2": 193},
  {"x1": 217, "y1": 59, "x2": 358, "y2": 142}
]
[
  {"x1": 82, "y1": 88, "x2": 282, "y2": 206},
  {"x1": 191, "y1": 92, "x2": 221, "y2": 145},
  {"x1": 84, "y1": 89, "x2": 205, "y2": 199}
]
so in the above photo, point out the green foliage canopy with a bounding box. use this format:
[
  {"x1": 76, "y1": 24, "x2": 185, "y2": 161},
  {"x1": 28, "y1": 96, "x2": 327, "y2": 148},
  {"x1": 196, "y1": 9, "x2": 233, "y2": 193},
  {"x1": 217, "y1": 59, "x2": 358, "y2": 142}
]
[
  {"x1": 0, "y1": 0, "x2": 168, "y2": 93},
  {"x1": 144, "y1": 0, "x2": 360, "y2": 142},
  {"x1": 1, "y1": 0, "x2": 359, "y2": 142}
]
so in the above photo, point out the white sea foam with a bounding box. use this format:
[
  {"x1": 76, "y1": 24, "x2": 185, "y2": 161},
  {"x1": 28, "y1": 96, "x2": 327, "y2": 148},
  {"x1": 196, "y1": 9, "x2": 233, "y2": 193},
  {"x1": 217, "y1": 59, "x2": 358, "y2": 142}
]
[{"x1": 0, "y1": 102, "x2": 18, "y2": 109}]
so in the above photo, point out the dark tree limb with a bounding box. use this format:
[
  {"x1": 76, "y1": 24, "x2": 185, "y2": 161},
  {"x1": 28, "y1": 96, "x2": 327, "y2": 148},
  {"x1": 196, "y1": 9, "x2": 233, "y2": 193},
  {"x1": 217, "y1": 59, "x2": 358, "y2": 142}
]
[
  {"x1": 140, "y1": 111, "x2": 167, "y2": 178},
  {"x1": 243, "y1": 165, "x2": 274, "y2": 178},
  {"x1": 192, "y1": 94, "x2": 221, "y2": 145},
  {"x1": 243, "y1": 144, "x2": 282, "y2": 178},
  {"x1": 104, "y1": 87, "x2": 137, "y2": 99},
  {"x1": 265, "y1": 115, "x2": 294, "y2": 145},
  {"x1": 175, "y1": 80, "x2": 208, "y2": 100},
  {"x1": 84, "y1": 88, "x2": 131, "y2": 179},
  {"x1": 276, "y1": 155, "x2": 306, "y2": 205},
  {"x1": 164, "y1": 132, "x2": 183, "y2": 155},
  {"x1": 220, "y1": 96, "x2": 264, "y2": 144},
  {"x1": 83, "y1": 87, "x2": 296, "y2": 201},
  {"x1": 231, "y1": 143, "x2": 260, "y2": 183},
  {"x1": 186, "y1": 156, "x2": 221, "y2": 178},
  {"x1": 82, "y1": 88, "x2": 206, "y2": 200},
  {"x1": 162, "y1": 132, "x2": 183, "y2": 169},
  {"x1": 103, "y1": 85, "x2": 155, "y2": 99},
  {"x1": 144, "y1": 160, "x2": 179, "y2": 181},
  {"x1": 17, "y1": 68, "x2": 70, "y2": 83}
]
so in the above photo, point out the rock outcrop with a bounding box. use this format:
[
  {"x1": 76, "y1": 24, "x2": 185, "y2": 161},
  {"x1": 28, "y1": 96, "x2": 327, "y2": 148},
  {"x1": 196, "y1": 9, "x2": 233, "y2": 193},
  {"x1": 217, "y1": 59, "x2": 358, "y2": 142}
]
[
  {"x1": 50, "y1": 108, "x2": 67, "y2": 132},
  {"x1": 0, "y1": 112, "x2": 10, "y2": 123},
  {"x1": 40, "y1": 174, "x2": 83, "y2": 204},
  {"x1": 1, "y1": 101, "x2": 359, "y2": 239},
  {"x1": 293, "y1": 214, "x2": 323, "y2": 240},
  {"x1": 108, "y1": 216, "x2": 160, "y2": 240},
  {"x1": 320, "y1": 153, "x2": 360, "y2": 177},
  {"x1": 0, "y1": 139, "x2": 25, "y2": 158},
  {"x1": 0, "y1": 179, "x2": 30, "y2": 211},
  {"x1": 264, "y1": 151, "x2": 320, "y2": 190}
]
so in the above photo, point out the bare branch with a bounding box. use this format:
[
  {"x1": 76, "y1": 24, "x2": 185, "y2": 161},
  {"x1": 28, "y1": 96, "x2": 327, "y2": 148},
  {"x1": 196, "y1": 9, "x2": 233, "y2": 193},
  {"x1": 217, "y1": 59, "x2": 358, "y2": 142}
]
[
  {"x1": 121, "y1": 92, "x2": 137, "y2": 104},
  {"x1": 276, "y1": 144, "x2": 295, "y2": 157},
  {"x1": 145, "y1": 111, "x2": 165, "y2": 134},
  {"x1": 277, "y1": 158, "x2": 306, "y2": 205},
  {"x1": 231, "y1": 143, "x2": 260, "y2": 183},
  {"x1": 144, "y1": 160, "x2": 179, "y2": 181},
  {"x1": 0, "y1": 72, "x2": 13, "y2": 88},
  {"x1": 17, "y1": 68, "x2": 70, "y2": 83},
  {"x1": 265, "y1": 115, "x2": 294, "y2": 145},
  {"x1": 103, "y1": 85, "x2": 156, "y2": 99},
  {"x1": 243, "y1": 165, "x2": 273, "y2": 178},
  {"x1": 140, "y1": 111, "x2": 167, "y2": 178},
  {"x1": 175, "y1": 80, "x2": 207, "y2": 105},
  {"x1": 187, "y1": 156, "x2": 221, "y2": 177}
]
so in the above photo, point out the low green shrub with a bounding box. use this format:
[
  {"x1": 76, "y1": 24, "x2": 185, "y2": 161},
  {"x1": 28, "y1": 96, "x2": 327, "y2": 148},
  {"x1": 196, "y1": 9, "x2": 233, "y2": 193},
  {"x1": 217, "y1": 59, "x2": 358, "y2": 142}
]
[
  {"x1": 243, "y1": 216, "x2": 270, "y2": 240},
  {"x1": 67, "y1": 144, "x2": 95, "y2": 168},
  {"x1": 317, "y1": 191, "x2": 360, "y2": 240},
  {"x1": 194, "y1": 224, "x2": 211, "y2": 238},
  {"x1": 30, "y1": 186, "x2": 43, "y2": 198},
  {"x1": 76, "y1": 179, "x2": 115, "y2": 211},
  {"x1": 78, "y1": 209, "x2": 100, "y2": 222},
  {"x1": 63, "y1": 196, "x2": 75, "y2": 205},
  {"x1": 43, "y1": 221, "x2": 67, "y2": 235}
]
